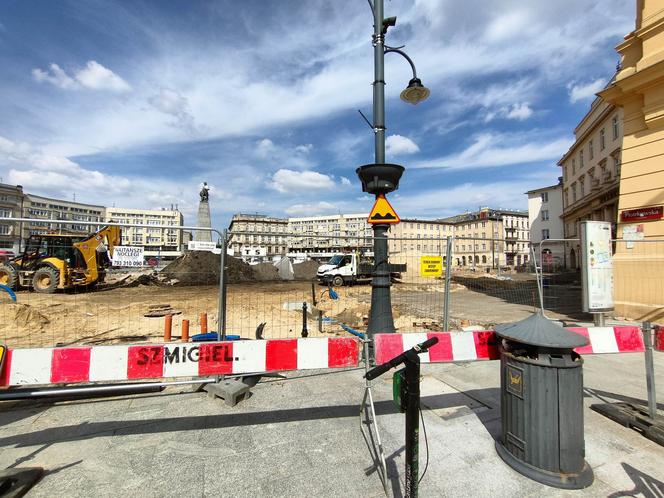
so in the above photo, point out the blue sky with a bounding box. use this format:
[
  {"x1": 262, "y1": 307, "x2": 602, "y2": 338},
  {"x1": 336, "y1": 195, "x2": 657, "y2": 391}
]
[{"x1": 0, "y1": 0, "x2": 633, "y2": 229}]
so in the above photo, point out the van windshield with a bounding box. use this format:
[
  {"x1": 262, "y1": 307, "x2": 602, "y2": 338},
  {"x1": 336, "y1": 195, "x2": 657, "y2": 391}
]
[{"x1": 327, "y1": 255, "x2": 344, "y2": 266}]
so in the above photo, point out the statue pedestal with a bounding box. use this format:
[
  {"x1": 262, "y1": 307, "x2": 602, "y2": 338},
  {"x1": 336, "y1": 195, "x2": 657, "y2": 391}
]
[{"x1": 195, "y1": 201, "x2": 212, "y2": 242}]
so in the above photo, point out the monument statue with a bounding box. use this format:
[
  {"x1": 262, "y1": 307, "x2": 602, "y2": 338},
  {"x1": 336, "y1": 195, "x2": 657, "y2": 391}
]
[
  {"x1": 195, "y1": 181, "x2": 212, "y2": 242},
  {"x1": 200, "y1": 182, "x2": 210, "y2": 202}
]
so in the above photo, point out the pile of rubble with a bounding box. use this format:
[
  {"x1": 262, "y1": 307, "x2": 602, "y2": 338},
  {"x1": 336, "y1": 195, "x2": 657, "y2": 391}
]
[{"x1": 160, "y1": 252, "x2": 326, "y2": 286}]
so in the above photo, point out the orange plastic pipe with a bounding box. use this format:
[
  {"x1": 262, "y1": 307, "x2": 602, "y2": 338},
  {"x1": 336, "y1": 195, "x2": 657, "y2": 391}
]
[
  {"x1": 164, "y1": 314, "x2": 172, "y2": 342},
  {"x1": 200, "y1": 313, "x2": 208, "y2": 334},
  {"x1": 182, "y1": 319, "x2": 190, "y2": 342}
]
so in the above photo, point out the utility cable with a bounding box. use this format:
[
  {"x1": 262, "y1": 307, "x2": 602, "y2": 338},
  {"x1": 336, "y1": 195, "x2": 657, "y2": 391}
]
[{"x1": 418, "y1": 406, "x2": 429, "y2": 485}]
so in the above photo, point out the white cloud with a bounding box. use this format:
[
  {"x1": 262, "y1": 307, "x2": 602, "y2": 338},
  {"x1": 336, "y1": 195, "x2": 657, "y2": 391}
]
[
  {"x1": 294, "y1": 144, "x2": 313, "y2": 154},
  {"x1": 256, "y1": 138, "x2": 275, "y2": 158},
  {"x1": 285, "y1": 201, "x2": 338, "y2": 216},
  {"x1": 148, "y1": 88, "x2": 196, "y2": 130},
  {"x1": 485, "y1": 11, "x2": 531, "y2": 42},
  {"x1": 0, "y1": 135, "x2": 131, "y2": 197},
  {"x1": 505, "y1": 103, "x2": 534, "y2": 120},
  {"x1": 32, "y1": 64, "x2": 78, "y2": 90},
  {"x1": 395, "y1": 179, "x2": 538, "y2": 218},
  {"x1": 32, "y1": 60, "x2": 131, "y2": 92},
  {"x1": 268, "y1": 169, "x2": 336, "y2": 193},
  {"x1": 485, "y1": 103, "x2": 534, "y2": 122},
  {"x1": 254, "y1": 138, "x2": 315, "y2": 170},
  {"x1": 74, "y1": 61, "x2": 131, "y2": 92},
  {"x1": 386, "y1": 135, "x2": 420, "y2": 156},
  {"x1": 568, "y1": 78, "x2": 606, "y2": 103},
  {"x1": 412, "y1": 132, "x2": 571, "y2": 170},
  {"x1": 341, "y1": 177, "x2": 352, "y2": 186}
]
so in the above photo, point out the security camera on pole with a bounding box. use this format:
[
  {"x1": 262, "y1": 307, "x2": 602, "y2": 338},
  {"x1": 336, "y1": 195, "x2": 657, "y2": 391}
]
[{"x1": 357, "y1": 0, "x2": 429, "y2": 345}]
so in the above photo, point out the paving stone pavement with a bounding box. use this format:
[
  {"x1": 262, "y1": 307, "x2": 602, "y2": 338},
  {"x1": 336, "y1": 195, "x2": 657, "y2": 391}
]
[{"x1": 0, "y1": 350, "x2": 662, "y2": 497}]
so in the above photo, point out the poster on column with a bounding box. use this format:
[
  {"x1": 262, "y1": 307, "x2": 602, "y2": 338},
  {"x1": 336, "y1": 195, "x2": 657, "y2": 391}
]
[{"x1": 580, "y1": 221, "x2": 614, "y2": 312}]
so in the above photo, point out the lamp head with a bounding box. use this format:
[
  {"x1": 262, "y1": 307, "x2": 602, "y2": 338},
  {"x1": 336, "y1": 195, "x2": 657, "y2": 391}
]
[{"x1": 400, "y1": 77, "x2": 430, "y2": 105}]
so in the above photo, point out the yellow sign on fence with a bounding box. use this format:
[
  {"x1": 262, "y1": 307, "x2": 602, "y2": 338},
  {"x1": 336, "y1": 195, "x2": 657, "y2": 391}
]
[{"x1": 420, "y1": 256, "x2": 443, "y2": 277}]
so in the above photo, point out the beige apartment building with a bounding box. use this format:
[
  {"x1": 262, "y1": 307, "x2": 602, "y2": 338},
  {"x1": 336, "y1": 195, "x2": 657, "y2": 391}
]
[
  {"x1": 287, "y1": 213, "x2": 372, "y2": 255},
  {"x1": 106, "y1": 207, "x2": 184, "y2": 259},
  {"x1": 557, "y1": 95, "x2": 623, "y2": 269},
  {"x1": 388, "y1": 218, "x2": 454, "y2": 264},
  {"x1": 599, "y1": 0, "x2": 664, "y2": 320},
  {"x1": 227, "y1": 213, "x2": 288, "y2": 261},
  {"x1": 441, "y1": 208, "x2": 530, "y2": 268}
]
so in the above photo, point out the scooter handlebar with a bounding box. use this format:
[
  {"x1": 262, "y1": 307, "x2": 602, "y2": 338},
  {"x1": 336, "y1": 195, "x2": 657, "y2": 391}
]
[{"x1": 365, "y1": 336, "x2": 439, "y2": 380}]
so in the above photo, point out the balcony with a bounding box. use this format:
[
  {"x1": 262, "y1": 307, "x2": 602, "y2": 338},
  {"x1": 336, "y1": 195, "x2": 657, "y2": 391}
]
[
  {"x1": 504, "y1": 227, "x2": 518, "y2": 240},
  {"x1": 590, "y1": 177, "x2": 601, "y2": 191}
]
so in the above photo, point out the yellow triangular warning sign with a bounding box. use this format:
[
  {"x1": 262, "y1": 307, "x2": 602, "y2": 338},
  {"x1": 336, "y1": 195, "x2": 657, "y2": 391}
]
[{"x1": 367, "y1": 194, "x2": 400, "y2": 224}]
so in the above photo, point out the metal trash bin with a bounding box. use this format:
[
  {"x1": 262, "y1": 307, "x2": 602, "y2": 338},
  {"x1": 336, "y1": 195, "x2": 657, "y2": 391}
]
[{"x1": 494, "y1": 313, "x2": 594, "y2": 489}]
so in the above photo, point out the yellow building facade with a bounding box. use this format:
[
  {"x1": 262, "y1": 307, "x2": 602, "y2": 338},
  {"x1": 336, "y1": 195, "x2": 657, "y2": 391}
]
[{"x1": 599, "y1": 0, "x2": 664, "y2": 321}]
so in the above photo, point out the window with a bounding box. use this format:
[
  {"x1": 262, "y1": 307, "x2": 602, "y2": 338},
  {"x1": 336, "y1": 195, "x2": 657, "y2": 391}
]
[
  {"x1": 579, "y1": 150, "x2": 584, "y2": 168},
  {"x1": 613, "y1": 155, "x2": 621, "y2": 176},
  {"x1": 0, "y1": 225, "x2": 10, "y2": 235},
  {"x1": 541, "y1": 192, "x2": 548, "y2": 203},
  {"x1": 572, "y1": 184, "x2": 577, "y2": 202},
  {"x1": 572, "y1": 159, "x2": 576, "y2": 174},
  {"x1": 580, "y1": 177, "x2": 585, "y2": 197},
  {"x1": 589, "y1": 139, "x2": 594, "y2": 160},
  {"x1": 564, "y1": 165, "x2": 568, "y2": 179},
  {"x1": 564, "y1": 189, "x2": 569, "y2": 207},
  {"x1": 600, "y1": 128, "x2": 606, "y2": 150},
  {"x1": 541, "y1": 210, "x2": 549, "y2": 221},
  {"x1": 0, "y1": 208, "x2": 11, "y2": 217},
  {"x1": 541, "y1": 229, "x2": 549, "y2": 240},
  {"x1": 612, "y1": 116, "x2": 619, "y2": 139}
]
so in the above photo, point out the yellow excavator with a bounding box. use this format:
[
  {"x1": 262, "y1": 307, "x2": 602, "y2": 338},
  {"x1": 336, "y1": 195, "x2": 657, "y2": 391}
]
[{"x1": 0, "y1": 225, "x2": 121, "y2": 293}]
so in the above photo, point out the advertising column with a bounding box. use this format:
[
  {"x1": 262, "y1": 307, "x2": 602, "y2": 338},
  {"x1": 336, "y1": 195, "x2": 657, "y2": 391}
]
[{"x1": 580, "y1": 221, "x2": 613, "y2": 324}]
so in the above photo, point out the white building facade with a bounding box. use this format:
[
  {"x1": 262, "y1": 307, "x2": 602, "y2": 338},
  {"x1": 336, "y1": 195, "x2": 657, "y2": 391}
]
[
  {"x1": 22, "y1": 194, "x2": 106, "y2": 240},
  {"x1": 527, "y1": 179, "x2": 565, "y2": 269}
]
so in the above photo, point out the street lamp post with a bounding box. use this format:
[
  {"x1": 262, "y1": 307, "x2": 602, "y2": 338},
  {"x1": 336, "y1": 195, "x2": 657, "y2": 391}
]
[{"x1": 357, "y1": 0, "x2": 429, "y2": 342}]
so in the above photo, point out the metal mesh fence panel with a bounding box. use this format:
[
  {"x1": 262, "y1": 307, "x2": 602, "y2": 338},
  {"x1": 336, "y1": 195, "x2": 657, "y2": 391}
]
[
  {"x1": 223, "y1": 233, "x2": 373, "y2": 339},
  {"x1": 611, "y1": 239, "x2": 664, "y2": 322},
  {"x1": 0, "y1": 220, "x2": 220, "y2": 348},
  {"x1": 445, "y1": 237, "x2": 539, "y2": 328},
  {"x1": 3, "y1": 218, "x2": 662, "y2": 350},
  {"x1": 386, "y1": 236, "x2": 449, "y2": 332}
]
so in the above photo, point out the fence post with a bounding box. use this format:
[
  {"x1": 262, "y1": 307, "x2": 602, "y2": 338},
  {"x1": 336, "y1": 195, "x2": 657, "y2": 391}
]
[
  {"x1": 531, "y1": 246, "x2": 545, "y2": 313},
  {"x1": 218, "y1": 229, "x2": 228, "y2": 340},
  {"x1": 443, "y1": 236, "x2": 453, "y2": 331},
  {"x1": 643, "y1": 321, "x2": 658, "y2": 421}
]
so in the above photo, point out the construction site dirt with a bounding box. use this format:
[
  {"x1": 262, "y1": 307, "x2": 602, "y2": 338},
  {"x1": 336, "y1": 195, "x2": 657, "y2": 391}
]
[{"x1": 0, "y1": 272, "x2": 583, "y2": 349}]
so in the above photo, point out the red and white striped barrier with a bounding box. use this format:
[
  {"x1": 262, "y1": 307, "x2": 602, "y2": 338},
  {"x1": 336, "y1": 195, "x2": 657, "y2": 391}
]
[
  {"x1": 0, "y1": 337, "x2": 359, "y2": 388},
  {"x1": 374, "y1": 326, "x2": 645, "y2": 365},
  {"x1": 655, "y1": 326, "x2": 664, "y2": 352}
]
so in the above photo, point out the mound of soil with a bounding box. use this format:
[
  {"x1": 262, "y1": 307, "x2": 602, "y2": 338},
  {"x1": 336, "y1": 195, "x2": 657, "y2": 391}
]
[
  {"x1": 293, "y1": 260, "x2": 319, "y2": 280},
  {"x1": 161, "y1": 252, "x2": 255, "y2": 285},
  {"x1": 252, "y1": 262, "x2": 280, "y2": 281},
  {"x1": 226, "y1": 257, "x2": 255, "y2": 283}
]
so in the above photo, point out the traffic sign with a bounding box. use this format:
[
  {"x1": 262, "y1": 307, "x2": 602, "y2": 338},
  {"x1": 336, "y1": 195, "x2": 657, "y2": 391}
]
[{"x1": 368, "y1": 194, "x2": 400, "y2": 224}]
